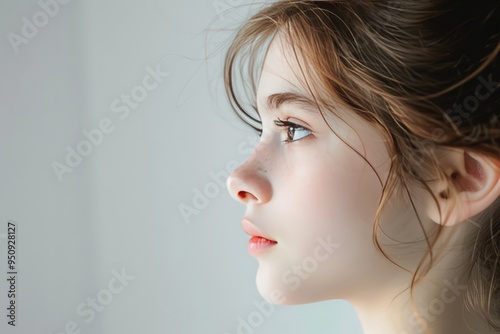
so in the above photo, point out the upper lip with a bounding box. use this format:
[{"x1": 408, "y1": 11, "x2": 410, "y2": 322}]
[{"x1": 241, "y1": 218, "x2": 277, "y2": 242}]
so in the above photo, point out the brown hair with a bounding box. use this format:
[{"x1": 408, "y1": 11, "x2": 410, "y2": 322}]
[{"x1": 224, "y1": 0, "x2": 500, "y2": 331}]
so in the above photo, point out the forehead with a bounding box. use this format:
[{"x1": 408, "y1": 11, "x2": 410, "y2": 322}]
[
  {"x1": 256, "y1": 34, "x2": 311, "y2": 108},
  {"x1": 255, "y1": 34, "x2": 340, "y2": 122}
]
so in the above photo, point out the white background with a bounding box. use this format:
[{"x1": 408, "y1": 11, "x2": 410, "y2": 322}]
[{"x1": 0, "y1": 0, "x2": 363, "y2": 333}]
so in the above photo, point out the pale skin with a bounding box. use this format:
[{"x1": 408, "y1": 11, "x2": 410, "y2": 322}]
[{"x1": 226, "y1": 35, "x2": 500, "y2": 334}]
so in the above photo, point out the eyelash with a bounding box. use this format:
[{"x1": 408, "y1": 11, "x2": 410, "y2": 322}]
[{"x1": 273, "y1": 117, "x2": 312, "y2": 143}]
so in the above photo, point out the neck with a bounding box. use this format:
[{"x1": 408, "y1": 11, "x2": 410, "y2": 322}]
[{"x1": 351, "y1": 273, "x2": 498, "y2": 334}]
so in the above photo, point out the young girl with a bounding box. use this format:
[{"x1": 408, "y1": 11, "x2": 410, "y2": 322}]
[{"x1": 224, "y1": 1, "x2": 499, "y2": 333}]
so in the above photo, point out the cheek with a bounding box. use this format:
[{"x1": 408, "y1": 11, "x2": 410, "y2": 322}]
[
  {"x1": 263, "y1": 148, "x2": 383, "y2": 272},
  {"x1": 278, "y1": 145, "x2": 383, "y2": 246},
  {"x1": 255, "y1": 135, "x2": 394, "y2": 304}
]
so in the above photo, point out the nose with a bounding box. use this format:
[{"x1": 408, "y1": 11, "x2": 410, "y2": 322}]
[{"x1": 226, "y1": 150, "x2": 272, "y2": 205}]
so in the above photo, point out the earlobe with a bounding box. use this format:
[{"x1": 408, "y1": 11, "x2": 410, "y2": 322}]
[{"x1": 427, "y1": 149, "x2": 500, "y2": 226}]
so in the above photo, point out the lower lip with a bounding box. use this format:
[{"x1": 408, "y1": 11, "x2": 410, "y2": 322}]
[{"x1": 248, "y1": 236, "x2": 277, "y2": 256}]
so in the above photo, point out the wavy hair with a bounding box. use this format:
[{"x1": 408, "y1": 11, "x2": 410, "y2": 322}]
[{"x1": 224, "y1": 0, "x2": 500, "y2": 331}]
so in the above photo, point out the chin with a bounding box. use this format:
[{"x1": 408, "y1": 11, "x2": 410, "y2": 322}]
[{"x1": 256, "y1": 276, "x2": 330, "y2": 306}]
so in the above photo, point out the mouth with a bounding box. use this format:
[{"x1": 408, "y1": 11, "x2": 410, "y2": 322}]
[
  {"x1": 242, "y1": 219, "x2": 278, "y2": 256},
  {"x1": 248, "y1": 236, "x2": 278, "y2": 256}
]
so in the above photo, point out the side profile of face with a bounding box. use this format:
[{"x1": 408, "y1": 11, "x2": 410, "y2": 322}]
[{"x1": 226, "y1": 35, "x2": 430, "y2": 307}]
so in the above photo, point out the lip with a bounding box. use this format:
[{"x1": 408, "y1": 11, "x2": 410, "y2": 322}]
[{"x1": 242, "y1": 218, "x2": 277, "y2": 256}]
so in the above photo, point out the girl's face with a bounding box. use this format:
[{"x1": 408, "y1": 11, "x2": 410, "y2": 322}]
[{"x1": 226, "y1": 36, "x2": 424, "y2": 306}]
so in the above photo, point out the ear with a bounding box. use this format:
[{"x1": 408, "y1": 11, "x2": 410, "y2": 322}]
[{"x1": 425, "y1": 148, "x2": 500, "y2": 226}]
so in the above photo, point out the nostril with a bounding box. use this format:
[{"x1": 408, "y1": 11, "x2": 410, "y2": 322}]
[
  {"x1": 227, "y1": 167, "x2": 271, "y2": 204},
  {"x1": 238, "y1": 190, "x2": 258, "y2": 202},
  {"x1": 238, "y1": 191, "x2": 249, "y2": 200}
]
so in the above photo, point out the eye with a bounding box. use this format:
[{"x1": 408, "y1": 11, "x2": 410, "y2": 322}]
[{"x1": 274, "y1": 118, "x2": 312, "y2": 143}]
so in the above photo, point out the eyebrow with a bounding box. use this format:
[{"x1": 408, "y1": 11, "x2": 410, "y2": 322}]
[{"x1": 265, "y1": 92, "x2": 320, "y2": 114}]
